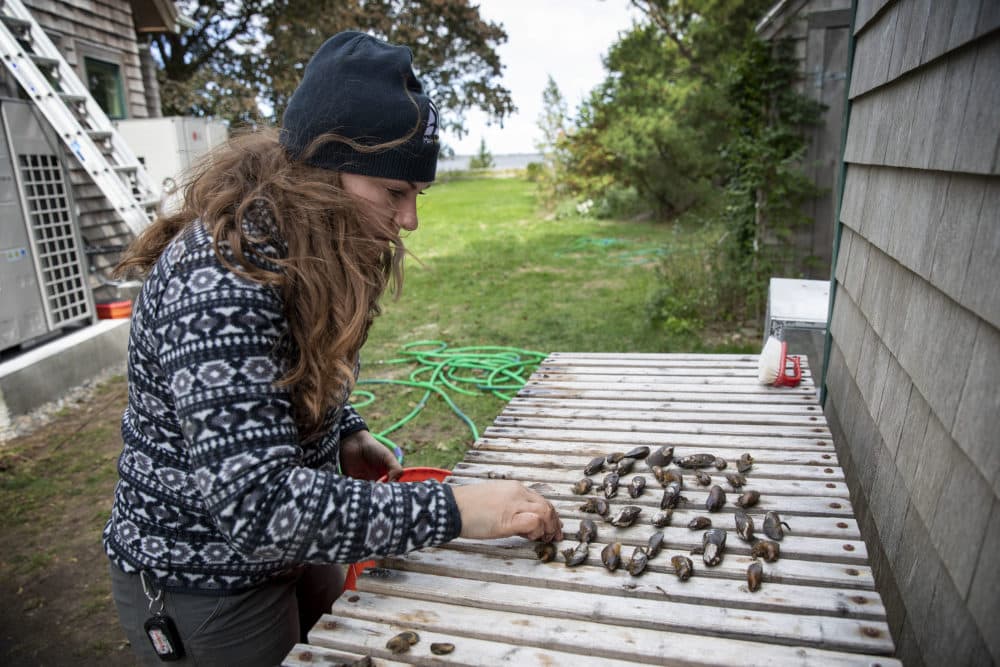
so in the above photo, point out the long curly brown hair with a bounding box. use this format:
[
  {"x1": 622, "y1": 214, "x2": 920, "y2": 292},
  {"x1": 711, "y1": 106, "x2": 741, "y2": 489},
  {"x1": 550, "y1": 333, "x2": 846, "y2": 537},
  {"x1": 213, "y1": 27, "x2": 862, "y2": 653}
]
[{"x1": 115, "y1": 127, "x2": 407, "y2": 440}]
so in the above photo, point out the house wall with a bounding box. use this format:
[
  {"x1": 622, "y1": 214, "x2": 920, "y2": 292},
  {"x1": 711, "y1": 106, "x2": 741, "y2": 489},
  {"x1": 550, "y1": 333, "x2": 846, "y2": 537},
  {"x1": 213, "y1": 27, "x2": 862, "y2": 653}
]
[
  {"x1": 823, "y1": 1, "x2": 1000, "y2": 665},
  {"x1": 759, "y1": 0, "x2": 852, "y2": 278},
  {"x1": 19, "y1": 0, "x2": 153, "y2": 288}
]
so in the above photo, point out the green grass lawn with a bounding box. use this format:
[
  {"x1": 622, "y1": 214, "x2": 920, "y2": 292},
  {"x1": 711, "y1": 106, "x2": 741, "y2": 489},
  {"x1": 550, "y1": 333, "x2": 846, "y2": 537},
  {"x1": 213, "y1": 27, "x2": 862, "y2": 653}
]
[{"x1": 358, "y1": 177, "x2": 756, "y2": 468}]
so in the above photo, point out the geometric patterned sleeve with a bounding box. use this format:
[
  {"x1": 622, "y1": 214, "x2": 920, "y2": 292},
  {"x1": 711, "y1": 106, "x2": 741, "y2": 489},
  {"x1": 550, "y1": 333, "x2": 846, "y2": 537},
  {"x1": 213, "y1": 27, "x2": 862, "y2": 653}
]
[
  {"x1": 156, "y1": 229, "x2": 461, "y2": 565},
  {"x1": 340, "y1": 403, "x2": 368, "y2": 437}
]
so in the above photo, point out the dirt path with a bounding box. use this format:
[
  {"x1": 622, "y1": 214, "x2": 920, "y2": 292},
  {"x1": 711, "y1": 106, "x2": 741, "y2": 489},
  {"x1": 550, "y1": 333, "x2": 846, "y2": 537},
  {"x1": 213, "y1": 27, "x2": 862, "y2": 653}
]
[{"x1": 0, "y1": 375, "x2": 136, "y2": 665}]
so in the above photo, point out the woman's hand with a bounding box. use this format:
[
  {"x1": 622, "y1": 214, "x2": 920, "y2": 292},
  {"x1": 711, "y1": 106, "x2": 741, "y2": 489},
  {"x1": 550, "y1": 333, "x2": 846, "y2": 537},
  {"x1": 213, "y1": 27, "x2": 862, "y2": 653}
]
[
  {"x1": 451, "y1": 481, "x2": 563, "y2": 542},
  {"x1": 339, "y1": 431, "x2": 403, "y2": 481}
]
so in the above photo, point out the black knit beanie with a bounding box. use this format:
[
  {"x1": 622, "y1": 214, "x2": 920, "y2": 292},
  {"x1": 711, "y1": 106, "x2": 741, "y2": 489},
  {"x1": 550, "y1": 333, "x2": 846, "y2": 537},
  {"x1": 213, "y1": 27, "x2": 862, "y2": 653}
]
[{"x1": 280, "y1": 31, "x2": 440, "y2": 182}]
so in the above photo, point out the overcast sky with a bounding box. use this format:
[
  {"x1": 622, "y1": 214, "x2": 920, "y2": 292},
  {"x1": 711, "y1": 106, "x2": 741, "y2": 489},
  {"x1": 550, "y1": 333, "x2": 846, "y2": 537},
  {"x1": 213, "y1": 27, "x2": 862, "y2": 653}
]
[{"x1": 439, "y1": 0, "x2": 641, "y2": 156}]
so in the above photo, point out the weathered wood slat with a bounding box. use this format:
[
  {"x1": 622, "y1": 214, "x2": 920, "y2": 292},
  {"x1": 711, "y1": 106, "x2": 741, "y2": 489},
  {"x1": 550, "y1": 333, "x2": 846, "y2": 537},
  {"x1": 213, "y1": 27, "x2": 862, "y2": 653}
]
[
  {"x1": 518, "y1": 386, "x2": 819, "y2": 404},
  {"x1": 545, "y1": 352, "x2": 760, "y2": 361},
  {"x1": 506, "y1": 398, "x2": 828, "y2": 424},
  {"x1": 334, "y1": 590, "x2": 899, "y2": 667},
  {"x1": 524, "y1": 376, "x2": 814, "y2": 394},
  {"x1": 442, "y1": 536, "x2": 875, "y2": 590},
  {"x1": 382, "y1": 545, "x2": 883, "y2": 618},
  {"x1": 353, "y1": 570, "x2": 896, "y2": 655},
  {"x1": 463, "y1": 449, "x2": 844, "y2": 480},
  {"x1": 282, "y1": 643, "x2": 408, "y2": 667},
  {"x1": 534, "y1": 364, "x2": 813, "y2": 379},
  {"x1": 537, "y1": 356, "x2": 813, "y2": 370},
  {"x1": 483, "y1": 425, "x2": 834, "y2": 450},
  {"x1": 307, "y1": 612, "x2": 638, "y2": 666},
  {"x1": 449, "y1": 470, "x2": 855, "y2": 516},
  {"x1": 493, "y1": 413, "x2": 831, "y2": 438},
  {"x1": 473, "y1": 437, "x2": 841, "y2": 464}
]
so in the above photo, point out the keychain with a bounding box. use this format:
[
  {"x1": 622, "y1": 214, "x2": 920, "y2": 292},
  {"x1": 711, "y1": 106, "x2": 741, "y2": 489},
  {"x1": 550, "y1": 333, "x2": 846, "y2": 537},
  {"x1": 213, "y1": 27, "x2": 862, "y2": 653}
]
[{"x1": 140, "y1": 571, "x2": 185, "y2": 661}]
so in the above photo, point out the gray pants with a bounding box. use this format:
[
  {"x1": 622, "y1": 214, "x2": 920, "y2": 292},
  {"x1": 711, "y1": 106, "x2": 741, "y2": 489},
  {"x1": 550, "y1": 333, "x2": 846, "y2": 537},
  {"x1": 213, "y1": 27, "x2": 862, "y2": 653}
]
[{"x1": 109, "y1": 563, "x2": 344, "y2": 666}]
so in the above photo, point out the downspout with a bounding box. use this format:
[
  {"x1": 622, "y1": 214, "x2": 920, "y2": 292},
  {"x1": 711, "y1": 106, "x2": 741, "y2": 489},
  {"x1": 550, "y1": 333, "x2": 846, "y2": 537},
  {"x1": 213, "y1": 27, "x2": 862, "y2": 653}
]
[{"x1": 819, "y1": 0, "x2": 858, "y2": 406}]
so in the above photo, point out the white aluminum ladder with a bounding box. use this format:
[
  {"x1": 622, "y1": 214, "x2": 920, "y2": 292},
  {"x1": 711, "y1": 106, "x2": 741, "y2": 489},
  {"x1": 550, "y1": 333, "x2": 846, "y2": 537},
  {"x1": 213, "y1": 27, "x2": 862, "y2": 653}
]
[{"x1": 0, "y1": 0, "x2": 159, "y2": 237}]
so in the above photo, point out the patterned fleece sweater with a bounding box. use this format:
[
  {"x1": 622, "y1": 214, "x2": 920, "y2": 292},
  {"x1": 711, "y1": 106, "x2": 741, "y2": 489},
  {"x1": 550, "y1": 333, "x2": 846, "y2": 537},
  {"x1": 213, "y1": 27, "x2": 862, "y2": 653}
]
[{"x1": 103, "y1": 220, "x2": 462, "y2": 592}]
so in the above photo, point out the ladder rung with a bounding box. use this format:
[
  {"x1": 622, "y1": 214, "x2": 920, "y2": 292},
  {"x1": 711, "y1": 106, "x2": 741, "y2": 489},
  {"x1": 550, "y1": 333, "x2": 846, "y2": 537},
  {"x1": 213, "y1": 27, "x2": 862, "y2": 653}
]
[
  {"x1": 113, "y1": 164, "x2": 137, "y2": 173},
  {"x1": 59, "y1": 92, "x2": 87, "y2": 105},
  {"x1": 0, "y1": 15, "x2": 31, "y2": 32},
  {"x1": 30, "y1": 54, "x2": 57, "y2": 69},
  {"x1": 88, "y1": 130, "x2": 112, "y2": 141}
]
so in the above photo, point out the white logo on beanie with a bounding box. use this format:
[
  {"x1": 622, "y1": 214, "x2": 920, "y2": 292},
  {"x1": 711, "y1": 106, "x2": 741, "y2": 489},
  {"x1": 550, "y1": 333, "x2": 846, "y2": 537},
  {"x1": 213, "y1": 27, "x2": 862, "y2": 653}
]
[{"x1": 423, "y1": 100, "x2": 439, "y2": 144}]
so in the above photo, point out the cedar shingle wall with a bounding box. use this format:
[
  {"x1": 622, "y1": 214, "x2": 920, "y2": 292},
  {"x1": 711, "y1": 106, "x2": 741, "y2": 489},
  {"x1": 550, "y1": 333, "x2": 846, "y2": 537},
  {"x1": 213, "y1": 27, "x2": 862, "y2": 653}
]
[{"x1": 824, "y1": 1, "x2": 1000, "y2": 664}]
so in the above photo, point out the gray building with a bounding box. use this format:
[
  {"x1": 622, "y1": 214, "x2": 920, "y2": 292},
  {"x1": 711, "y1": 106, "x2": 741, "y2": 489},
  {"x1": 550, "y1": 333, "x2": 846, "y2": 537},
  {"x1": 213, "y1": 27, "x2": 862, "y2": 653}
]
[{"x1": 822, "y1": 1, "x2": 999, "y2": 665}]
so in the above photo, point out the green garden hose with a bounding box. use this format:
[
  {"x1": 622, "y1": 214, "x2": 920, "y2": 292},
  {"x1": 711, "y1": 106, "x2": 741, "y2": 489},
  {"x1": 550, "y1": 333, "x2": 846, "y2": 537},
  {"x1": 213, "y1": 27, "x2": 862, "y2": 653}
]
[{"x1": 351, "y1": 340, "x2": 548, "y2": 463}]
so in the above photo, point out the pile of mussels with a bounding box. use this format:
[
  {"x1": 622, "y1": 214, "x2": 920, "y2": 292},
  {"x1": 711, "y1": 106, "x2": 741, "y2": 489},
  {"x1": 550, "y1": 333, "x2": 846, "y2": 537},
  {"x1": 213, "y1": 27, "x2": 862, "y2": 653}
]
[{"x1": 535, "y1": 445, "x2": 791, "y2": 592}]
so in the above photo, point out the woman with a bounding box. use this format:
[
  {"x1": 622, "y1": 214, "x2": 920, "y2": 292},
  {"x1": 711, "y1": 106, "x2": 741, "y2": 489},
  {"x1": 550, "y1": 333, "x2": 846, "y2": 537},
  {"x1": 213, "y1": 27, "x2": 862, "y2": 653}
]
[{"x1": 105, "y1": 31, "x2": 562, "y2": 665}]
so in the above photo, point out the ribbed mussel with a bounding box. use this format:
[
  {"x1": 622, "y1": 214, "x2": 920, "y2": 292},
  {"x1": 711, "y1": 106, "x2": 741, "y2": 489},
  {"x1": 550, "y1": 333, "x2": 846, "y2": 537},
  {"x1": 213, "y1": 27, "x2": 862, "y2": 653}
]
[
  {"x1": 628, "y1": 475, "x2": 646, "y2": 498},
  {"x1": 700, "y1": 528, "x2": 727, "y2": 566},
  {"x1": 671, "y1": 555, "x2": 694, "y2": 581},
  {"x1": 735, "y1": 490, "x2": 760, "y2": 508},
  {"x1": 762, "y1": 511, "x2": 791, "y2": 540},
  {"x1": 579, "y1": 496, "x2": 610, "y2": 517},
  {"x1": 734, "y1": 509, "x2": 754, "y2": 542},
  {"x1": 601, "y1": 542, "x2": 622, "y2": 571},
  {"x1": 705, "y1": 485, "x2": 726, "y2": 512},
  {"x1": 645, "y1": 445, "x2": 674, "y2": 468},
  {"x1": 751, "y1": 539, "x2": 780, "y2": 562},
  {"x1": 626, "y1": 546, "x2": 649, "y2": 576},
  {"x1": 571, "y1": 478, "x2": 594, "y2": 495},
  {"x1": 747, "y1": 560, "x2": 763, "y2": 592},
  {"x1": 608, "y1": 505, "x2": 642, "y2": 527},
  {"x1": 675, "y1": 453, "x2": 717, "y2": 469}
]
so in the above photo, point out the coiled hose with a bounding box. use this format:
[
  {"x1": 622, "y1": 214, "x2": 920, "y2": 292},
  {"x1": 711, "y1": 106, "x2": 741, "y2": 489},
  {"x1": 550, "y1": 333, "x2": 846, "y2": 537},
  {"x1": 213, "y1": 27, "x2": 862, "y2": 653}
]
[{"x1": 350, "y1": 340, "x2": 547, "y2": 462}]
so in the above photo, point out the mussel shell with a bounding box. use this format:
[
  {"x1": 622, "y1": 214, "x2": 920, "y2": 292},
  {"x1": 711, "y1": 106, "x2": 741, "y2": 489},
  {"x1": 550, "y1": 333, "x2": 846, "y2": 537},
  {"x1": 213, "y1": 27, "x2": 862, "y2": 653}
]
[
  {"x1": 580, "y1": 496, "x2": 610, "y2": 516},
  {"x1": 735, "y1": 490, "x2": 760, "y2": 508},
  {"x1": 660, "y1": 483, "x2": 682, "y2": 510},
  {"x1": 601, "y1": 542, "x2": 622, "y2": 571},
  {"x1": 725, "y1": 473, "x2": 746, "y2": 489},
  {"x1": 646, "y1": 445, "x2": 674, "y2": 468},
  {"x1": 584, "y1": 455, "x2": 606, "y2": 476},
  {"x1": 563, "y1": 542, "x2": 589, "y2": 567},
  {"x1": 606, "y1": 452, "x2": 626, "y2": 465},
  {"x1": 430, "y1": 643, "x2": 455, "y2": 655},
  {"x1": 702, "y1": 528, "x2": 727, "y2": 566},
  {"x1": 534, "y1": 542, "x2": 557, "y2": 562},
  {"x1": 615, "y1": 457, "x2": 637, "y2": 475},
  {"x1": 602, "y1": 472, "x2": 620, "y2": 499},
  {"x1": 763, "y1": 511, "x2": 790, "y2": 540},
  {"x1": 387, "y1": 631, "x2": 420, "y2": 654},
  {"x1": 687, "y1": 516, "x2": 712, "y2": 530},
  {"x1": 626, "y1": 547, "x2": 649, "y2": 576},
  {"x1": 734, "y1": 509, "x2": 754, "y2": 542},
  {"x1": 628, "y1": 475, "x2": 647, "y2": 498},
  {"x1": 694, "y1": 470, "x2": 712, "y2": 486},
  {"x1": 571, "y1": 478, "x2": 594, "y2": 495},
  {"x1": 747, "y1": 561, "x2": 763, "y2": 592},
  {"x1": 714, "y1": 457, "x2": 727, "y2": 470},
  {"x1": 625, "y1": 445, "x2": 651, "y2": 460},
  {"x1": 751, "y1": 539, "x2": 780, "y2": 562},
  {"x1": 737, "y1": 453, "x2": 754, "y2": 473},
  {"x1": 609, "y1": 505, "x2": 642, "y2": 527},
  {"x1": 676, "y1": 453, "x2": 717, "y2": 469},
  {"x1": 705, "y1": 485, "x2": 726, "y2": 512},
  {"x1": 671, "y1": 555, "x2": 694, "y2": 581},
  {"x1": 652, "y1": 509, "x2": 673, "y2": 528},
  {"x1": 661, "y1": 468, "x2": 684, "y2": 488},
  {"x1": 646, "y1": 531, "x2": 665, "y2": 558},
  {"x1": 577, "y1": 518, "x2": 598, "y2": 544}
]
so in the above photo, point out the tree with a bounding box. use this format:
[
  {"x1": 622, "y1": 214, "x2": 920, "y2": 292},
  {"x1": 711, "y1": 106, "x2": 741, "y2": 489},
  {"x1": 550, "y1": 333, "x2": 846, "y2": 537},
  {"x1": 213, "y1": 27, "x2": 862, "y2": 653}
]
[
  {"x1": 534, "y1": 75, "x2": 570, "y2": 205},
  {"x1": 153, "y1": 1, "x2": 516, "y2": 132},
  {"x1": 468, "y1": 138, "x2": 495, "y2": 170}
]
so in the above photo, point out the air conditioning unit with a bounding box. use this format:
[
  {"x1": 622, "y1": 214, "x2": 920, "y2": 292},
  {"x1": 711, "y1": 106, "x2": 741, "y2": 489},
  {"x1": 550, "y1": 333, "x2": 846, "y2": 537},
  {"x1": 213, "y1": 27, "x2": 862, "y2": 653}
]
[{"x1": 0, "y1": 98, "x2": 91, "y2": 352}]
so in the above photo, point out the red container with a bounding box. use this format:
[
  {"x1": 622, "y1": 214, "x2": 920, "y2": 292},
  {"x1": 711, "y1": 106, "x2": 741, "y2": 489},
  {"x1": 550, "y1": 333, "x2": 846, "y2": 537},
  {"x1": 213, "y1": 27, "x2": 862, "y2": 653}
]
[
  {"x1": 96, "y1": 300, "x2": 132, "y2": 319},
  {"x1": 343, "y1": 467, "x2": 452, "y2": 591}
]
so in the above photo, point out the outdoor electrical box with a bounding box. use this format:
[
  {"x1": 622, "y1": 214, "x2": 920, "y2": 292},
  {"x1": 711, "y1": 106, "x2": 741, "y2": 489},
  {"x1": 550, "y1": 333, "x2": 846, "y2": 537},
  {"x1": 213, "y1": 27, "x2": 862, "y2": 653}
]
[
  {"x1": 113, "y1": 116, "x2": 229, "y2": 205},
  {"x1": 0, "y1": 98, "x2": 91, "y2": 352}
]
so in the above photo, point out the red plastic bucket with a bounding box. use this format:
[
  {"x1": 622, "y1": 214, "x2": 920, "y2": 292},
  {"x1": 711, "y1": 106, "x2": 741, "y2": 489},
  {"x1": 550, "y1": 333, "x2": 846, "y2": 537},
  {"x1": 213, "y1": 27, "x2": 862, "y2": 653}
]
[{"x1": 343, "y1": 467, "x2": 452, "y2": 590}]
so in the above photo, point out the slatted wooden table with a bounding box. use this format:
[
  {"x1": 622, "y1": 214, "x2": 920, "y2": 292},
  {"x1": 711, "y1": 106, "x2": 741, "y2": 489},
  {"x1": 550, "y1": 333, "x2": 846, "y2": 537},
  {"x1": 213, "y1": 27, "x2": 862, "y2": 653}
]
[{"x1": 284, "y1": 353, "x2": 900, "y2": 667}]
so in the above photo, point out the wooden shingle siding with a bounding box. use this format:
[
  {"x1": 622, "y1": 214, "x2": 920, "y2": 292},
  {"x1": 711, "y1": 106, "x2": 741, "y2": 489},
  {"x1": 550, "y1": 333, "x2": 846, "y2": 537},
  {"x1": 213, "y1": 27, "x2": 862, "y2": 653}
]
[{"x1": 825, "y1": 0, "x2": 1000, "y2": 662}]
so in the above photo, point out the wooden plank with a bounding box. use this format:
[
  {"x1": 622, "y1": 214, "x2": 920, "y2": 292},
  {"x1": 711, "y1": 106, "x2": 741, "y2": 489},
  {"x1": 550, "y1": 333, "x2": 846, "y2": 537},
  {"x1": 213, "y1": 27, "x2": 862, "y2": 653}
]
[
  {"x1": 334, "y1": 590, "x2": 900, "y2": 667},
  {"x1": 491, "y1": 414, "x2": 831, "y2": 439},
  {"x1": 482, "y1": 426, "x2": 833, "y2": 451},
  {"x1": 380, "y1": 544, "x2": 883, "y2": 618},
  {"x1": 354, "y1": 571, "x2": 896, "y2": 655},
  {"x1": 507, "y1": 397, "x2": 825, "y2": 420},
  {"x1": 517, "y1": 385, "x2": 820, "y2": 405},
  {"x1": 534, "y1": 364, "x2": 814, "y2": 379},
  {"x1": 442, "y1": 535, "x2": 875, "y2": 590},
  {"x1": 464, "y1": 449, "x2": 844, "y2": 481},
  {"x1": 282, "y1": 644, "x2": 408, "y2": 667},
  {"x1": 475, "y1": 436, "x2": 841, "y2": 462},
  {"x1": 545, "y1": 352, "x2": 759, "y2": 361},
  {"x1": 307, "y1": 613, "x2": 638, "y2": 667},
  {"x1": 449, "y1": 469, "x2": 855, "y2": 515},
  {"x1": 537, "y1": 357, "x2": 814, "y2": 372},
  {"x1": 524, "y1": 375, "x2": 815, "y2": 392}
]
